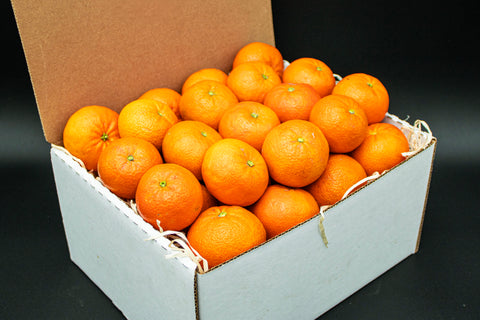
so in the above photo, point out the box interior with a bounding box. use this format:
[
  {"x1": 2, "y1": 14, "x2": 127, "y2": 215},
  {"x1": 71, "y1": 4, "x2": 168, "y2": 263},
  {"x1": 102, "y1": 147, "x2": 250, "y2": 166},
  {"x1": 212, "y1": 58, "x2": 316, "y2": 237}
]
[{"x1": 11, "y1": 0, "x2": 275, "y2": 145}]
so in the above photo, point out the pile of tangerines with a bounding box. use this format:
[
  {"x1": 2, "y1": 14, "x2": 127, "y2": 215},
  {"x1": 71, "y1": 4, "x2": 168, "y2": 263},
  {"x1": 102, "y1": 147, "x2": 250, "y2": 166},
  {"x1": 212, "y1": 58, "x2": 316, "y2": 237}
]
[{"x1": 63, "y1": 42, "x2": 410, "y2": 268}]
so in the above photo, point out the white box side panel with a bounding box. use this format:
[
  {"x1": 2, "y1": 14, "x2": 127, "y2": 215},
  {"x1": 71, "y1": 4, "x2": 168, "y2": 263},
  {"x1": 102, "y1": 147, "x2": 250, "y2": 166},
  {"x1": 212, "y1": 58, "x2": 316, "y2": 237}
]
[
  {"x1": 197, "y1": 142, "x2": 435, "y2": 320},
  {"x1": 50, "y1": 148, "x2": 197, "y2": 320}
]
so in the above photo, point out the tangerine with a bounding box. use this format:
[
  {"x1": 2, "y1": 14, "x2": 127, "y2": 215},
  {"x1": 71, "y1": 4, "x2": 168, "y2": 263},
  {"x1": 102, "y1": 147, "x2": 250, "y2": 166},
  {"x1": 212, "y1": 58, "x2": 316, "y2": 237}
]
[
  {"x1": 218, "y1": 101, "x2": 280, "y2": 151},
  {"x1": 97, "y1": 137, "x2": 163, "y2": 199},
  {"x1": 261, "y1": 120, "x2": 329, "y2": 187},
  {"x1": 306, "y1": 154, "x2": 367, "y2": 206},
  {"x1": 135, "y1": 163, "x2": 203, "y2": 231},
  {"x1": 232, "y1": 42, "x2": 284, "y2": 77},
  {"x1": 309, "y1": 94, "x2": 368, "y2": 153},
  {"x1": 63, "y1": 105, "x2": 120, "y2": 171},
  {"x1": 282, "y1": 58, "x2": 335, "y2": 97},
  {"x1": 351, "y1": 123, "x2": 410, "y2": 175},
  {"x1": 227, "y1": 61, "x2": 281, "y2": 103},
  {"x1": 187, "y1": 205, "x2": 266, "y2": 268},
  {"x1": 202, "y1": 138, "x2": 269, "y2": 206},
  {"x1": 251, "y1": 184, "x2": 320, "y2": 239},
  {"x1": 332, "y1": 73, "x2": 389, "y2": 124},
  {"x1": 263, "y1": 83, "x2": 321, "y2": 122},
  {"x1": 118, "y1": 99, "x2": 178, "y2": 149},
  {"x1": 162, "y1": 120, "x2": 222, "y2": 181},
  {"x1": 179, "y1": 80, "x2": 238, "y2": 130}
]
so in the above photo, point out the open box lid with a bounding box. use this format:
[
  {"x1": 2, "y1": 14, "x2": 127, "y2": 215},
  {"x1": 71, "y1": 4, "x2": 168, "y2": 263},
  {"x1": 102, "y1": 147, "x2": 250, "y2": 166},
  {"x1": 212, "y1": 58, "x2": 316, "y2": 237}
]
[{"x1": 11, "y1": 0, "x2": 275, "y2": 145}]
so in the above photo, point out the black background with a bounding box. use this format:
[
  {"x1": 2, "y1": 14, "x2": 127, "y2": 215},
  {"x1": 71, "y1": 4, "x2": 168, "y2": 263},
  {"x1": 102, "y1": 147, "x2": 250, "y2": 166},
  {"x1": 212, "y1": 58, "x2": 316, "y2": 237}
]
[{"x1": 2, "y1": 1, "x2": 479, "y2": 319}]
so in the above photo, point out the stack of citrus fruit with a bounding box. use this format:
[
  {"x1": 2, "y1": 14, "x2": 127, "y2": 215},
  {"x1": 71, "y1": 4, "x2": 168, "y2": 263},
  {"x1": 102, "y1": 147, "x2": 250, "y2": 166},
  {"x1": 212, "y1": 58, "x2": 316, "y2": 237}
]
[{"x1": 62, "y1": 41, "x2": 411, "y2": 268}]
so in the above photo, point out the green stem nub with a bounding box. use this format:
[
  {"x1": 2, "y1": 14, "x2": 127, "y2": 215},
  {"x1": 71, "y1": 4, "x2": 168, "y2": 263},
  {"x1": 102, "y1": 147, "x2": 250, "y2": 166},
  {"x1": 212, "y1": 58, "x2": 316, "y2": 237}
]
[
  {"x1": 297, "y1": 137, "x2": 305, "y2": 143},
  {"x1": 316, "y1": 66, "x2": 322, "y2": 71},
  {"x1": 101, "y1": 133, "x2": 109, "y2": 141},
  {"x1": 251, "y1": 112, "x2": 259, "y2": 119},
  {"x1": 247, "y1": 160, "x2": 255, "y2": 167},
  {"x1": 262, "y1": 74, "x2": 269, "y2": 80},
  {"x1": 287, "y1": 86, "x2": 295, "y2": 92},
  {"x1": 159, "y1": 181, "x2": 167, "y2": 188},
  {"x1": 201, "y1": 131, "x2": 208, "y2": 137},
  {"x1": 218, "y1": 210, "x2": 227, "y2": 217},
  {"x1": 367, "y1": 82, "x2": 373, "y2": 88},
  {"x1": 208, "y1": 90, "x2": 215, "y2": 96},
  {"x1": 348, "y1": 109, "x2": 355, "y2": 114},
  {"x1": 127, "y1": 155, "x2": 134, "y2": 161}
]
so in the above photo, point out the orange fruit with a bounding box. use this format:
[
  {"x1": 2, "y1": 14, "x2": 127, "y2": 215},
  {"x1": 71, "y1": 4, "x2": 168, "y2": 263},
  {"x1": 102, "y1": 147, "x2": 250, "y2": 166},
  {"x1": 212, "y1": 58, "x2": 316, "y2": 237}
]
[
  {"x1": 332, "y1": 73, "x2": 389, "y2": 124},
  {"x1": 179, "y1": 80, "x2": 238, "y2": 130},
  {"x1": 351, "y1": 123, "x2": 410, "y2": 176},
  {"x1": 202, "y1": 138, "x2": 269, "y2": 206},
  {"x1": 118, "y1": 99, "x2": 178, "y2": 149},
  {"x1": 218, "y1": 101, "x2": 280, "y2": 151},
  {"x1": 63, "y1": 105, "x2": 120, "y2": 171},
  {"x1": 162, "y1": 120, "x2": 222, "y2": 181},
  {"x1": 181, "y1": 68, "x2": 228, "y2": 94},
  {"x1": 97, "y1": 137, "x2": 163, "y2": 199},
  {"x1": 187, "y1": 205, "x2": 266, "y2": 268},
  {"x1": 306, "y1": 154, "x2": 367, "y2": 206},
  {"x1": 232, "y1": 42, "x2": 284, "y2": 77},
  {"x1": 250, "y1": 184, "x2": 320, "y2": 239},
  {"x1": 261, "y1": 119, "x2": 329, "y2": 188},
  {"x1": 138, "y1": 87, "x2": 182, "y2": 119},
  {"x1": 282, "y1": 58, "x2": 335, "y2": 97},
  {"x1": 263, "y1": 83, "x2": 321, "y2": 122},
  {"x1": 227, "y1": 61, "x2": 282, "y2": 103},
  {"x1": 200, "y1": 184, "x2": 219, "y2": 213},
  {"x1": 135, "y1": 163, "x2": 203, "y2": 231},
  {"x1": 309, "y1": 94, "x2": 368, "y2": 153}
]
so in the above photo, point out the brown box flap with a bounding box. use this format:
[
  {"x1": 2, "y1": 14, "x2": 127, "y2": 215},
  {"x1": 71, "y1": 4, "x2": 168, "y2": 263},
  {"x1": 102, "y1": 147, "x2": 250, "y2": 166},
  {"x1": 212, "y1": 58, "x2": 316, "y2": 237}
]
[{"x1": 11, "y1": 0, "x2": 275, "y2": 145}]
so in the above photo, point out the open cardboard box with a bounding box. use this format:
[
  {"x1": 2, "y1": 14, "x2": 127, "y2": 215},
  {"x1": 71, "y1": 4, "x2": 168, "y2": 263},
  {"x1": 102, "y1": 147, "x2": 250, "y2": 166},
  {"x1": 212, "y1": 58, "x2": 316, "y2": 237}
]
[{"x1": 12, "y1": 1, "x2": 436, "y2": 319}]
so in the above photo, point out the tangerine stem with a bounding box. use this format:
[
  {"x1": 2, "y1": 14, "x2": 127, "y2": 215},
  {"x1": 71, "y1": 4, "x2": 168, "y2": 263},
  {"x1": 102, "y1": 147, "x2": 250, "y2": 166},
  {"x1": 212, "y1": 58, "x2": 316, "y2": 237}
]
[
  {"x1": 297, "y1": 137, "x2": 305, "y2": 143},
  {"x1": 251, "y1": 112, "x2": 259, "y2": 119},
  {"x1": 288, "y1": 86, "x2": 295, "y2": 92},
  {"x1": 262, "y1": 74, "x2": 268, "y2": 80},
  {"x1": 247, "y1": 160, "x2": 255, "y2": 167},
  {"x1": 127, "y1": 155, "x2": 134, "y2": 161},
  {"x1": 159, "y1": 181, "x2": 167, "y2": 188},
  {"x1": 367, "y1": 82, "x2": 373, "y2": 88},
  {"x1": 100, "y1": 133, "x2": 109, "y2": 141},
  {"x1": 218, "y1": 210, "x2": 227, "y2": 217},
  {"x1": 201, "y1": 131, "x2": 207, "y2": 137}
]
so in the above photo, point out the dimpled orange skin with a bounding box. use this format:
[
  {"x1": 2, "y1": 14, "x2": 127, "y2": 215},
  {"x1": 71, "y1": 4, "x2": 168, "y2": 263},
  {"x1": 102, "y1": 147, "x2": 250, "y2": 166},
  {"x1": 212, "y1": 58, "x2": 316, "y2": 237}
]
[
  {"x1": 309, "y1": 94, "x2": 368, "y2": 153},
  {"x1": 135, "y1": 163, "x2": 203, "y2": 231},
  {"x1": 261, "y1": 120, "x2": 330, "y2": 188},
  {"x1": 227, "y1": 61, "x2": 282, "y2": 103},
  {"x1": 97, "y1": 137, "x2": 163, "y2": 199},
  {"x1": 218, "y1": 101, "x2": 280, "y2": 151},
  {"x1": 138, "y1": 87, "x2": 182, "y2": 119},
  {"x1": 63, "y1": 105, "x2": 120, "y2": 171},
  {"x1": 187, "y1": 205, "x2": 266, "y2": 268},
  {"x1": 351, "y1": 123, "x2": 410, "y2": 176},
  {"x1": 306, "y1": 154, "x2": 367, "y2": 206},
  {"x1": 118, "y1": 99, "x2": 178, "y2": 149},
  {"x1": 250, "y1": 184, "x2": 320, "y2": 239},
  {"x1": 202, "y1": 138, "x2": 269, "y2": 206},
  {"x1": 181, "y1": 68, "x2": 228, "y2": 94},
  {"x1": 263, "y1": 82, "x2": 321, "y2": 122},
  {"x1": 162, "y1": 120, "x2": 222, "y2": 181},
  {"x1": 332, "y1": 73, "x2": 389, "y2": 124},
  {"x1": 179, "y1": 80, "x2": 238, "y2": 130},
  {"x1": 232, "y1": 41, "x2": 284, "y2": 77},
  {"x1": 282, "y1": 58, "x2": 335, "y2": 97}
]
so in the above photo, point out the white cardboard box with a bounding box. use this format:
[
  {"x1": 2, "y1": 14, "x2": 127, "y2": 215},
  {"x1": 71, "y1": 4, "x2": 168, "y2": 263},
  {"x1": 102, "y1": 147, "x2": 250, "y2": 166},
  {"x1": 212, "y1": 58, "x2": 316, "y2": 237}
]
[
  {"x1": 12, "y1": 0, "x2": 436, "y2": 319},
  {"x1": 50, "y1": 115, "x2": 436, "y2": 320}
]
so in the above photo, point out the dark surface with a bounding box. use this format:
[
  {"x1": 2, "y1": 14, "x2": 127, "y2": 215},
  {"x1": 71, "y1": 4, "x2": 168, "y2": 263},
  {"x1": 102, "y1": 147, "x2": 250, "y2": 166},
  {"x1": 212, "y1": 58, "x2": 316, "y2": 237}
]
[{"x1": 2, "y1": 1, "x2": 479, "y2": 319}]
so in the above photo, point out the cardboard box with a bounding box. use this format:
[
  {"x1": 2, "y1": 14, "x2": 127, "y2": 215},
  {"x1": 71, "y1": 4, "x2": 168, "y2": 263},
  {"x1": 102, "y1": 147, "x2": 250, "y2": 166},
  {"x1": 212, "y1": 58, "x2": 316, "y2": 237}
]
[{"x1": 12, "y1": 1, "x2": 436, "y2": 319}]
